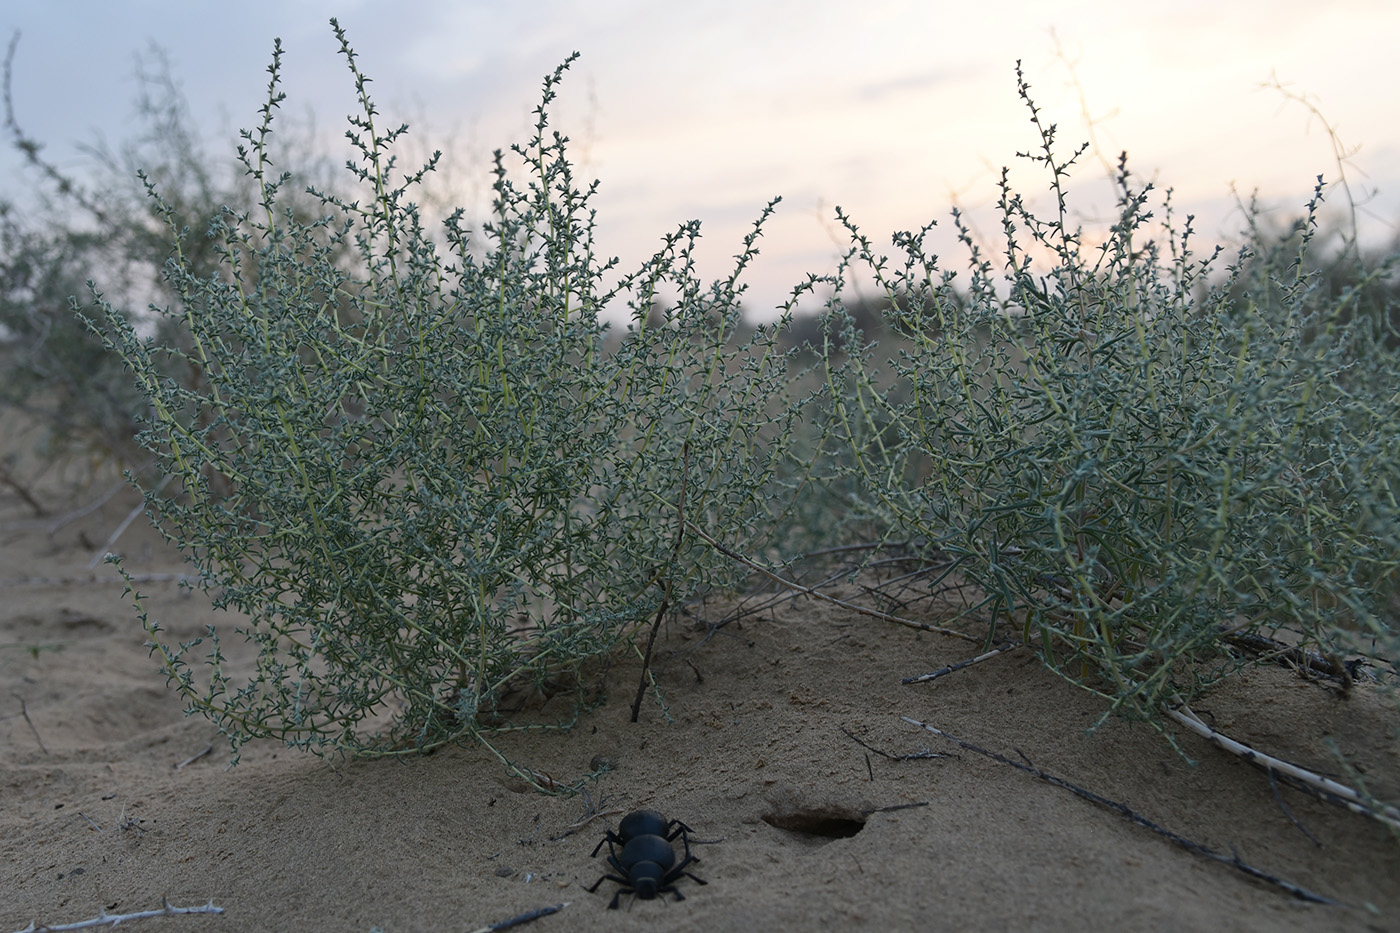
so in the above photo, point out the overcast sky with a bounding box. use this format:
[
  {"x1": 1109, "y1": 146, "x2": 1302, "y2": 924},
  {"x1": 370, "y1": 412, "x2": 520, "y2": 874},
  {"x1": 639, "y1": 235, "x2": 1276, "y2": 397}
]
[{"x1": 3, "y1": 1, "x2": 1397, "y2": 316}]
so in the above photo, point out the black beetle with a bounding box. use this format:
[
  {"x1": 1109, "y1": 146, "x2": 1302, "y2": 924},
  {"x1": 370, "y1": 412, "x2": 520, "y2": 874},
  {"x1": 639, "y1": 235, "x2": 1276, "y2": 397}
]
[
  {"x1": 589, "y1": 808, "x2": 693, "y2": 858},
  {"x1": 586, "y1": 809, "x2": 706, "y2": 909}
]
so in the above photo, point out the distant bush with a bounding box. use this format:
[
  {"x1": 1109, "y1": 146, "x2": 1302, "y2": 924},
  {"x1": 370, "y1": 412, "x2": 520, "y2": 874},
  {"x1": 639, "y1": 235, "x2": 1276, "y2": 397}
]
[
  {"x1": 0, "y1": 200, "x2": 146, "y2": 464},
  {"x1": 89, "y1": 24, "x2": 794, "y2": 780},
  {"x1": 1, "y1": 36, "x2": 346, "y2": 475},
  {"x1": 805, "y1": 63, "x2": 1400, "y2": 731}
]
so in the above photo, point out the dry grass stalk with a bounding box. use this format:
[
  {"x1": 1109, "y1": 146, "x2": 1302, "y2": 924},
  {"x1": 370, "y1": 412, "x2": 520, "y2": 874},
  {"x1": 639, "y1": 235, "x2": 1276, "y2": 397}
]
[{"x1": 1167, "y1": 704, "x2": 1400, "y2": 833}]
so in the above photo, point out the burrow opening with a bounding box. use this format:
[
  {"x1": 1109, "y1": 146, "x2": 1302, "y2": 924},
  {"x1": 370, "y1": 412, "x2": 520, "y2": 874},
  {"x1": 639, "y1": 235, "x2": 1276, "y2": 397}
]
[{"x1": 761, "y1": 805, "x2": 867, "y2": 839}]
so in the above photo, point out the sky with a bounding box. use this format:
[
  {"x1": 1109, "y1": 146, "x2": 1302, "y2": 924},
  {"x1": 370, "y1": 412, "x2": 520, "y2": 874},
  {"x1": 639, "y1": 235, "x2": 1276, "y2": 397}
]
[{"x1": 3, "y1": 0, "x2": 1397, "y2": 317}]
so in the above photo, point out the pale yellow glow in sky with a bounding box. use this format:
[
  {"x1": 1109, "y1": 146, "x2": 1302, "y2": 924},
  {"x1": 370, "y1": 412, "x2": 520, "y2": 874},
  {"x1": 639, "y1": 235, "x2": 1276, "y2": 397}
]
[{"x1": 4, "y1": 1, "x2": 1396, "y2": 315}]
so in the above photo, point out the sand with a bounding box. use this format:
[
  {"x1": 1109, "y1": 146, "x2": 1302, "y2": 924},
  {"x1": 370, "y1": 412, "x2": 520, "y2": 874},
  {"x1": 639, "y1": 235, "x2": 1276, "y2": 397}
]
[{"x1": 3, "y1": 469, "x2": 1399, "y2": 932}]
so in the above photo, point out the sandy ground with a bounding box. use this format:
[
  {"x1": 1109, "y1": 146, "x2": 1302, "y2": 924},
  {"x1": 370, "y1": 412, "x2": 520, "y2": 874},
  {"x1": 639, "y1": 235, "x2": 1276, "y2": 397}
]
[{"x1": 3, "y1": 458, "x2": 1399, "y2": 932}]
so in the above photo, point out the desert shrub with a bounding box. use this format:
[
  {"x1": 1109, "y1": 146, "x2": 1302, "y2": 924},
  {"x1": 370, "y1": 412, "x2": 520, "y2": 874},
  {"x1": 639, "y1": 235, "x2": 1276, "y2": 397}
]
[
  {"x1": 806, "y1": 63, "x2": 1400, "y2": 730},
  {"x1": 88, "y1": 24, "x2": 794, "y2": 780}
]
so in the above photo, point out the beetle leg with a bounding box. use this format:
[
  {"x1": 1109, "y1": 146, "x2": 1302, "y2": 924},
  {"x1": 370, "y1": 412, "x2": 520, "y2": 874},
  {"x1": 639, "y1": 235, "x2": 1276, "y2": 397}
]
[
  {"x1": 671, "y1": 833, "x2": 702, "y2": 874},
  {"x1": 586, "y1": 871, "x2": 628, "y2": 894},
  {"x1": 590, "y1": 830, "x2": 623, "y2": 858}
]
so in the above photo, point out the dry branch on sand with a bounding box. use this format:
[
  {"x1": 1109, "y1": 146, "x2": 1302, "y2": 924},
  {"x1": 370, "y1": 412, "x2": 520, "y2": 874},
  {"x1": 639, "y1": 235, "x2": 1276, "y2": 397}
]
[
  {"x1": 1167, "y1": 704, "x2": 1400, "y2": 833},
  {"x1": 8, "y1": 899, "x2": 222, "y2": 933},
  {"x1": 901, "y1": 717, "x2": 1343, "y2": 906}
]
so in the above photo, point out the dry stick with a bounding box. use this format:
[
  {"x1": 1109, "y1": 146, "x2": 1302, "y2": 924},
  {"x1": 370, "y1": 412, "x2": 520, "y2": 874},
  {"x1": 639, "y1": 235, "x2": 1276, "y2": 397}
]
[
  {"x1": 466, "y1": 902, "x2": 569, "y2": 933},
  {"x1": 12, "y1": 693, "x2": 47, "y2": 754},
  {"x1": 117, "y1": 801, "x2": 143, "y2": 837},
  {"x1": 86, "y1": 501, "x2": 145, "y2": 569},
  {"x1": 695, "y1": 558, "x2": 872, "y2": 636},
  {"x1": 1225, "y1": 632, "x2": 1339, "y2": 676},
  {"x1": 631, "y1": 442, "x2": 689, "y2": 723},
  {"x1": 900, "y1": 716, "x2": 1343, "y2": 906},
  {"x1": 899, "y1": 622, "x2": 1398, "y2": 836},
  {"x1": 691, "y1": 543, "x2": 960, "y2": 643},
  {"x1": 0, "y1": 461, "x2": 46, "y2": 517},
  {"x1": 174, "y1": 744, "x2": 213, "y2": 771},
  {"x1": 0, "y1": 478, "x2": 129, "y2": 536},
  {"x1": 862, "y1": 802, "x2": 931, "y2": 815},
  {"x1": 1167, "y1": 704, "x2": 1400, "y2": 833},
  {"x1": 1268, "y1": 769, "x2": 1323, "y2": 847},
  {"x1": 683, "y1": 522, "x2": 982, "y2": 645},
  {"x1": 50, "y1": 480, "x2": 130, "y2": 531},
  {"x1": 801, "y1": 541, "x2": 908, "y2": 559},
  {"x1": 87, "y1": 474, "x2": 171, "y2": 570},
  {"x1": 549, "y1": 808, "x2": 625, "y2": 842},
  {"x1": 902, "y1": 641, "x2": 1025, "y2": 684},
  {"x1": 9, "y1": 899, "x2": 223, "y2": 933},
  {"x1": 840, "y1": 725, "x2": 948, "y2": 762}
]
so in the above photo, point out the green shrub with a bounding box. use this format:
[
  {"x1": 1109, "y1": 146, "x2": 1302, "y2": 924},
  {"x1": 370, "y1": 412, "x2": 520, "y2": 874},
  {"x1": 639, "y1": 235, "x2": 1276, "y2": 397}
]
[
  {"x1": 90, "y1": 23, "x2": 794, "y2": 781},
  {"x1": 807, "y1": 63, "x2": 1400, "y2": 730}
]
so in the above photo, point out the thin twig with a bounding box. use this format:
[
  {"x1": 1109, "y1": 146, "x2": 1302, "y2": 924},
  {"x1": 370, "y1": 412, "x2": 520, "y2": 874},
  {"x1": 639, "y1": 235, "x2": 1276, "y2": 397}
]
[
  {"x1": 840, "y1": 726, "x2": 948, "y2": 761},
  {"x1": 857, "y1": 559, "x2": 951, "y2": 594},
  {"x1": 1224, "y1": 631, "x2": 1363, "y2": 684},
  {"x1": 1167, "y1": 704, "x2": 1400, "y2": 832},
  {"x1": 174, "y1": 744, "x2": 213, "y2": 771},
  {"x1": 684, "y1": 522, "x2": 981, "y2": 644},
  {"x1": 12, "y1": 693, "x2": 47, "y2": 754},
  {"x1": 861, "y1": 801, "x2": 930, "y2": 815},
  {"x1": 570, "y1": 806, "x2": 623, "y2": 829},
  {"x1": 902, "y1": 641, "x2": 1024, "y2": 684},
  {"x1": 87, "y1": 501, "x2": 145, "y2": 569},
  {"x1": 549, "y1": 807, "x2": 624, "y2": 842},
  {"x1": 117, "y1": 801, "x2": 144, "y2": 837},
  {"x1": 800, "y1": 541, "x2": 912, "y2": 560},
  {"x1": 901, "y1": 716, "x2": 1343, "y2": 906},
  {"x1": 87, "y1": 474, "x2": 169, "y2": 569},
  {"x1": 0, "y1": 479, "x2": 131, "y2": 537},
  {"x1": 466, "y1": 901, "x2": 569, "y2": 933},
  {"x1": 1268, "y1": 769, "x2": 1322, "y2": 847},
  {"x1": 697, "y1": 560, "x2": 869, "y2": 635},
  {"x1": 9, "y1": 898, "x2": 223, "y2": 933},
  {"x1": 45, "y1": 480, "x2": 129, "y2": 533},
  {"x1": 631, "y1": 442, "x2": 688, "y2": 723},
  {"x1": 0, "y1": 461, "x2": 46, "y2": 516}
]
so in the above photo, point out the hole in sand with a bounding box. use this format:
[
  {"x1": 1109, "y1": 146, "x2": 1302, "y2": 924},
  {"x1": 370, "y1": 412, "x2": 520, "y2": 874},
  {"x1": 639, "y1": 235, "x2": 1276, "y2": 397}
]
[{"x1": 761, "y1": 804, "x2": 867, "y2": 839}]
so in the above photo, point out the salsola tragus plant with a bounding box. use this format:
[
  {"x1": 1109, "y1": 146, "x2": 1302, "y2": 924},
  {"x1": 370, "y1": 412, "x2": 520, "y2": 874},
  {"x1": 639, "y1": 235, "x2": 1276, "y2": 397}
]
[
  {"x1": 88, "y1": 22, "x2": 794, "y2": 781},
  {"x1": 807, "y1": 62, "x2": 1400, "y2": 731}
]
